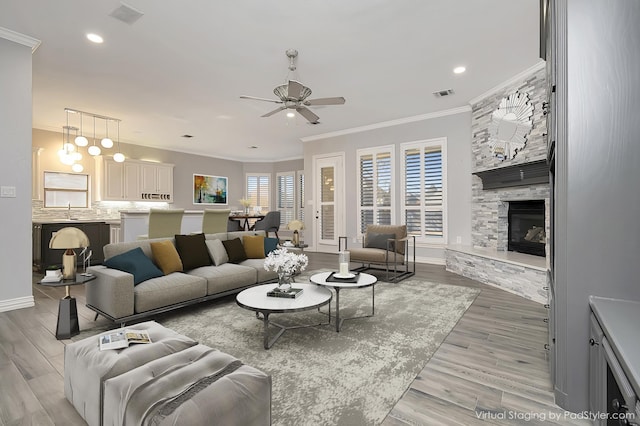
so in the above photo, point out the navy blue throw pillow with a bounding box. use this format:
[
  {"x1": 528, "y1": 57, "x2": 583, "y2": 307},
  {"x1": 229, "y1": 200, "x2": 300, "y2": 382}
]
[
  {"x1": 104, "y1": 247, "x2": 164, "y2": 285},
  {"x1": 264, "y1": 237, "x2": 279, "y2": 255}
]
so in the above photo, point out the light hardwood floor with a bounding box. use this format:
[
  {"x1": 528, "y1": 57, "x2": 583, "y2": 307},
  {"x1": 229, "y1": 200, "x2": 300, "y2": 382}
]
[{"x1": 0, "y1": 254, "x2": 586, "y2": 425}]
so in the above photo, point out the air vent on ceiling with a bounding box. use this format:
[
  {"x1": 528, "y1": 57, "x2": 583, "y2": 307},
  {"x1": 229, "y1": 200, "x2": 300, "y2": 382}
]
[
  {"x1": 109, "y1": 2, "x2": 144, "y2": 25},
  {"x1": 433, "y1": 89, "x2": 454, "y2": 98}
]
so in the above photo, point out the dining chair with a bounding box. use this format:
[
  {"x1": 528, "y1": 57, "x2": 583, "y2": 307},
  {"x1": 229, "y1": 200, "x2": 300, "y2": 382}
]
[
  {"x1": 253, "y1": 211, "x2": 281, "y2": 240},
  {"x1": 137, "y1": 208, "x2": 184, "y2": 239},
  {"x1": 202, "y1": 209, "x2": 231, "y2": 234}
]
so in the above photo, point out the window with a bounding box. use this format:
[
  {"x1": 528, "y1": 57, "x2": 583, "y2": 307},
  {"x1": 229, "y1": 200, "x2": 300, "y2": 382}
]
[
  {"x1": 44, "y1": 171, "x2": 89, "y2": 208},
  {"x1": 276, "y1": 172, "x2": 295, "y2": 226},
  {"x1": 357, "y1": 145, "x2": 395, "y2": 235},
  {"x1": 246, "y1": 173, "x2": 270, "y2": 212},
  {"x1": 401, "y1": 138, "x2": 447, "y2": 243}
]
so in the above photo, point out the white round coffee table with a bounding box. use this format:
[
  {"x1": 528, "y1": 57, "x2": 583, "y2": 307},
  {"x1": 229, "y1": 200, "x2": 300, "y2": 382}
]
[
  {"x1": 236, "y1": 283, "x2": 332, "y2": 349},
  {"x1": 309, "y1": 271, "x2": 378, "y2": 332}
]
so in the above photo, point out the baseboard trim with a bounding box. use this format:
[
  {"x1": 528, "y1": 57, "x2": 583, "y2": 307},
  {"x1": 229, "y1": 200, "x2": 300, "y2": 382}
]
[
  {"x1": 416, "y1": 256, "x2": 446, "y2": 266},
  {"x1": 0, "y1": 295, "x2": 35, "y2": 312}
]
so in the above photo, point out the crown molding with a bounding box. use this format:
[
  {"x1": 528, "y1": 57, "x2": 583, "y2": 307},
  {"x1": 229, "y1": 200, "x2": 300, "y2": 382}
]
[
  {"x1": 0, "y1": 27, "x2": 41, "y2": 52},
  {"x1": 300, "y1": 105, "x2": 471, "y2": 143},
  {"x1": 468, "y1": 61, "x2": 545, "y2": 105}
]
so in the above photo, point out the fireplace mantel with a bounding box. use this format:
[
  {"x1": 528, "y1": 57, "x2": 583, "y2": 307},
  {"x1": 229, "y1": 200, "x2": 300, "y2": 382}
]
[{"x1": 473, "y1": 160, "x2": 548, "y2": 190}]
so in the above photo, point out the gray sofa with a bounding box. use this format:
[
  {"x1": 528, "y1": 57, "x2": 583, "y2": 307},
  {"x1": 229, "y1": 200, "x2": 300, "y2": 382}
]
[{"x1": 86, "y1": 231, "x2": 277, "y2": 325}]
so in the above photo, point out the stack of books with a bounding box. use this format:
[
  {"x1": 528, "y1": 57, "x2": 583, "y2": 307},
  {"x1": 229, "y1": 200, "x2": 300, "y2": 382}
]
[
  {"x1": 41, "y1": 269, "x2": 63, "y2": 283},
  {"x1": 267, "y1": 287, "x2": 303, "y2": 299}
]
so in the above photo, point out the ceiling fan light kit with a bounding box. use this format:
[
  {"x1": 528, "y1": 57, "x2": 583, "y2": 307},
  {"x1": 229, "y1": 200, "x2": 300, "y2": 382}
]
[{"x1": 240, "y1": 49, "x2": 345, "y2": 124}]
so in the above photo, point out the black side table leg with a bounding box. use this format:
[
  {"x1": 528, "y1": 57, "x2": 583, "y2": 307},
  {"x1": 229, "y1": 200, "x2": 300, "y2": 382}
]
[{"x1": 56, "y1": 296, "x2": 79, "y2": 340}]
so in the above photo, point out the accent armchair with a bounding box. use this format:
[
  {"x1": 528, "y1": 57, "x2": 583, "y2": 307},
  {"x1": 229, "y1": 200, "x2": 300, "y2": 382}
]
[
  {"x1": 253, "y1": 211, "x2": 281, "y2": 240},
  {"x1": 339, "y1": 224, "x2": 415, "y2": 283}
]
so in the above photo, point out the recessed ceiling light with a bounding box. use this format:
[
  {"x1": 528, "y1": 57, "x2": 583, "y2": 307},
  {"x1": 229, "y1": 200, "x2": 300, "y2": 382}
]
[
  {"x1": 286, "y1": 112, "x2": 295, "y2": 118},
  {"x1": 248, "y1": 145, "x2": 258, "y2": 149},
  {"x1": 181, "y1": 134, "x2": 193, "y2": 138},
  {"x1": 87, "y1": 33, "x2": 104, "y2": 44},
  {"x1": 453, "y1": 66, "x2": 466, "y2": 74}
]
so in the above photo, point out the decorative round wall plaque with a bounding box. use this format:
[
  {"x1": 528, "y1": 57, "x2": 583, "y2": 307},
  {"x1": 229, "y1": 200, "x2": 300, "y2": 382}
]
[{"x1": 488, "y1": 91, "x2": 534, "y2": 161}]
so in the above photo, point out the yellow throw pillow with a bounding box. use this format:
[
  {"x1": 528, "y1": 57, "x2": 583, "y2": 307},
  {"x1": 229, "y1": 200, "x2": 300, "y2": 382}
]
[
  {"x1": 243, "y1": 235, "x2": 265, "y2": 259},
  {"x1": 150, "y1": 240, "x2": 183, "y2": 275}
]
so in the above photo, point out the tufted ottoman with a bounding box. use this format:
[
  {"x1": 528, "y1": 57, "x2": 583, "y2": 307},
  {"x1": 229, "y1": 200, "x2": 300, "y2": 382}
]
[{"x1": 103, "y1": 344, "x2": 271, "y2": 425}]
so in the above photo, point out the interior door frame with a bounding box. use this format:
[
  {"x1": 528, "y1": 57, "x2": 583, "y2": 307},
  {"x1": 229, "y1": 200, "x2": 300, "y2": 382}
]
[{"x1": 311, "y1": 152, "x2": 345, "y2": 253}]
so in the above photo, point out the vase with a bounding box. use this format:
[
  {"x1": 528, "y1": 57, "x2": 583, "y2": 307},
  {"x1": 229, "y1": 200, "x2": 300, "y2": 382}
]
[
  {"x1": 277, "y1": 272, "x2": 293, "y2": 291},
  {"x1": 244, "y1": 206, "x2": 250, "y2": 215}
]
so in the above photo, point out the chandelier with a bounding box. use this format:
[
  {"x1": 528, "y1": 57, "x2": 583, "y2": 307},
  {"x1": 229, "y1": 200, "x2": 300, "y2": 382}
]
[{"x1": 59, "y1": 108, "x2": 125, "y2": 172}]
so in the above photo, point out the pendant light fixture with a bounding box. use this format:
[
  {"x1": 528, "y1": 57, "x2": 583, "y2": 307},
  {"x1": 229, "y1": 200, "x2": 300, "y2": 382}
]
[
  {"x1": 74, "y1": 112, "x2": 88, "y2": 147},
  {"x1": 87, "y1": 116, "x2": 101, "y2": 156},
  {"x1": 113, "y1": 120, "x2": 125, "y2": 163},
  {"x1": 101, "y1": 119, "x2": 113, "y2": 148},
  {"x1": 62, "y1": 108, "x2": 124, "y2": 169}
]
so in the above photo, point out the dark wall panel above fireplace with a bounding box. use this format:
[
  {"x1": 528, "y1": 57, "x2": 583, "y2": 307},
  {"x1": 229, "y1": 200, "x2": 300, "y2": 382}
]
[{"x1": 473, "y1": 160, "x2": 549, "y2": 190}]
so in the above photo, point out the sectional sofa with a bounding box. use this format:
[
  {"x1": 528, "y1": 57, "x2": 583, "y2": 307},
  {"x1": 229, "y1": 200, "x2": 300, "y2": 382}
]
[{"x1": 86, "y1": 230, "x2": 278, "y2": 325}]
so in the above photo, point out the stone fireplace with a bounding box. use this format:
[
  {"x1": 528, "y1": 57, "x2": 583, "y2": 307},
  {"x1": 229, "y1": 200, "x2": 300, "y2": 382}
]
[
  {"x1": 445, "y1": 64, "x2": 550, "y2": 304},
  {"x1": 507, "y1": 200, "x2": 545, "y2": 257}
]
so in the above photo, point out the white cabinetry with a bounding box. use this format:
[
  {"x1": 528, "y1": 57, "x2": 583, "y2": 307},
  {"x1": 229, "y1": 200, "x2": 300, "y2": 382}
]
[
  {"x1": 139, "y1": 163, "x2": 173, "y2": 201},
  {"x1": 101, "y1": 159, "x2": 173, "y2": 202},
  {"x1": 103, "y1": 160, "x2": 141, "y2": 201}
]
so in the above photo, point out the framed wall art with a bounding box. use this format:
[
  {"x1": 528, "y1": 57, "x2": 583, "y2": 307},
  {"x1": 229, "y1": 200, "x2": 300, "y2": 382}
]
[{"x1": 193, "y1": 174, "x2": 228, "y2": 205}]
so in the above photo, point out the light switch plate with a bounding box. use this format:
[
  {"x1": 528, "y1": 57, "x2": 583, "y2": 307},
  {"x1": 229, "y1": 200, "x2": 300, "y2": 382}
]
[{"x1": 0, "y1": 186, "x2": 16, "y2": 198}]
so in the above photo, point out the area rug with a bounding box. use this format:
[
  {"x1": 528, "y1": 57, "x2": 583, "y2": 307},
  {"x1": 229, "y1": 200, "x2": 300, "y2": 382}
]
[{"x1": 146, "y1": 271, "x2": 479, "y2": 425}]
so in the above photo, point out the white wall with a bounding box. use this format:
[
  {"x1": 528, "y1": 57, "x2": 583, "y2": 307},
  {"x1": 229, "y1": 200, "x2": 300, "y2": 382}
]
[
  {"x1": 0, "y1": 36, "x2": 35, "y2": 311},
  {"x1": 302, "y1": 109, "x2": 472, "y2": 263}
]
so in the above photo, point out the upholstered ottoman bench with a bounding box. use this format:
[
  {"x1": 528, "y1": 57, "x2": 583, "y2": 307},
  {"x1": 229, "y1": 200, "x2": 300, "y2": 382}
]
[
  {"x1": 64, "y1": 321, "x2": 198, "y2": 426},
  {"x1": 103, "y1": 344, "x2": 272, "y2": 426}
]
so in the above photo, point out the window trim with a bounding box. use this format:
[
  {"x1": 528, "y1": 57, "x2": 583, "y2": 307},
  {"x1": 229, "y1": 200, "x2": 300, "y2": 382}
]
[
  {"x1": 276, "y1": 171, "x2": 295, "y2": 227},
  {"x1": 400, "y1": 137, "x2": 448, "y2": 245},
  {"x1": 245, "y1": 173, "x2": 271, "y2": 212},
  {"x1": 356, "y1": 144, "x2": 396, "y2": 237}
]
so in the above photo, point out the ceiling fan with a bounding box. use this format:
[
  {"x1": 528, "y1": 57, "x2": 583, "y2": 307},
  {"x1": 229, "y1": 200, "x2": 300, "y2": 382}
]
[{"x1": 240, "y1": 49, "x2": 345, "y2": 124}]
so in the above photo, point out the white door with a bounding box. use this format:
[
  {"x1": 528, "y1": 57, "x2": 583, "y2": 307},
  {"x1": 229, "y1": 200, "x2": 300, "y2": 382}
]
[{"x1": 313, "y1": 154, "x2": 344, "y2": 253}]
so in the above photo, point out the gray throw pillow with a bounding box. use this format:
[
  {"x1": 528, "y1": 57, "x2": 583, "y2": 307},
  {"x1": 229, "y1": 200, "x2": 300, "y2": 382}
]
[
  {"x1": 205, "y1": 239, "x2": 229, "y2": 266},
  {"x1": 365, "y1": 233, "x2": 396, "y2": 250}
]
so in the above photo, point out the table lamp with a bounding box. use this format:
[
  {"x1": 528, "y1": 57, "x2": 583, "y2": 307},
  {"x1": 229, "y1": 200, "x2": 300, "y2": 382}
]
[{"x1": 49, "y1": 227, "x2": 90, "y2": 279}]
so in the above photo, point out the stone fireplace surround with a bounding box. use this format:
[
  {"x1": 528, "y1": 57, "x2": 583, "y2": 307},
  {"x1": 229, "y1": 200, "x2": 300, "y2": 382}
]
[{"x1": 446, "y1": 64, "x2": 549, "y2": 305}]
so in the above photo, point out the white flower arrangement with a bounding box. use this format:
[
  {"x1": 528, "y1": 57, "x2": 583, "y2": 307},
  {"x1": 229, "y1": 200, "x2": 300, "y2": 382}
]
[
  {"x1": 238, "y1": 198, "x2": 252, "y2": 208},
  {"x1": 264, "y1": 248, "x2": 308, "y2": 277}
]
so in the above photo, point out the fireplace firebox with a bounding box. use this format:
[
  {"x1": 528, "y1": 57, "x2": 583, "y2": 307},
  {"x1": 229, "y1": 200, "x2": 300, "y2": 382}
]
[{"x1": 508, "y1": 200, "x2": 545, "y2": 257}]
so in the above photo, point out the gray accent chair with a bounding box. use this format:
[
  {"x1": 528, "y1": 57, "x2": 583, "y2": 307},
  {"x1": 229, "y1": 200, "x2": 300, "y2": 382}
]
[
  {"x1": 339, "y1": 224, "x2": 415, "y2": 283},
  {"x1": 137, "y1": 208, "x2": 184, "y2": 240},
  {"x1": 253, "y1": 211, "x2": 281, "y2": 240},
  {"x1": 202, "y1": 209, "x2": 230, "y2": 234}
]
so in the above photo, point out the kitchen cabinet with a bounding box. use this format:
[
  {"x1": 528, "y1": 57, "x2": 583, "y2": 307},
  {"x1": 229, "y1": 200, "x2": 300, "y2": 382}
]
[
  {"x1": 33, "y1": 221, "x2": 110, "y2": 272},
  {"x1": 102, "y1": 160, "x2": 140, "y2": 201},
  {"x1": 101, "y1": 159, "x2": 173, "y2": 202},
  {"x1": 139, "y1": 162, "x2": 173, "y2": 201}
]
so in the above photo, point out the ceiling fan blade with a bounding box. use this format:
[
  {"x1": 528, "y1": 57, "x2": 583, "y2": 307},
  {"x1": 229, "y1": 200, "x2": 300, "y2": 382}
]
[
  {"x1": 240, "y1": 95, "x2": 283, "y2": 104},
  {"x1": 287, "y1": 80, "x2": 305, "y2": 99},
  {"x1": 296, "y1": 106, "x2": 320, "y2": 124},
  {"x1": 304, "y1": 97, "x2": 346, "y2": 106},
  {"x1": 261, "y1": 106, "x2": 287, "y2": 117}
]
